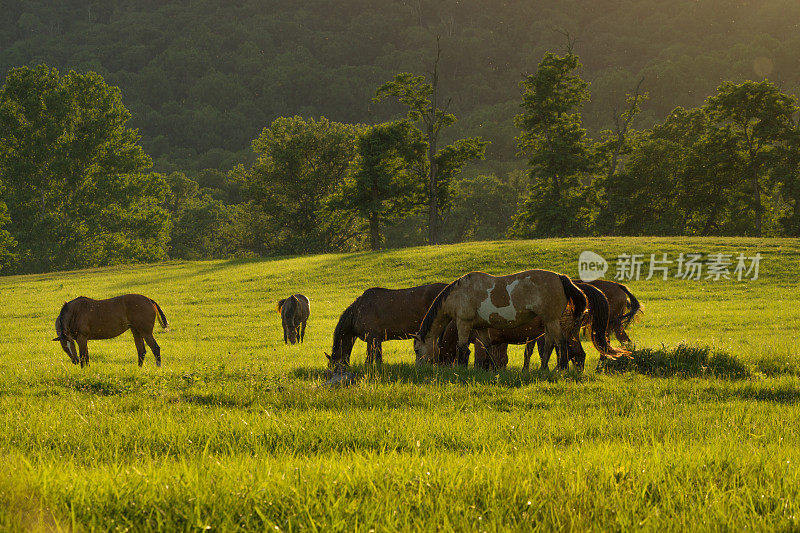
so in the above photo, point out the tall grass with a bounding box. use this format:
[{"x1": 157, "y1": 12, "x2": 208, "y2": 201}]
[{"x1": 0, "y1": 237, "x2": 798, "y2": 530}]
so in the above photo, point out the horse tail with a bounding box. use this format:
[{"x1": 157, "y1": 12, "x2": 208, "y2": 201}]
[
  {"x1": 617, "y1": 283, "x2": 642, "y2": 329},
  {"x1": 581, "y1": 283, "x2": 629, "y2": 359},
  {"x1": 276, "y1": 299, "x2": 286, "y2": 314},
  {"x1": 150, "y1": 299, "x2": 170, "y2": 331},
  {"x1": 558, "y1": 274, "x2": 586, "y2": 322}
]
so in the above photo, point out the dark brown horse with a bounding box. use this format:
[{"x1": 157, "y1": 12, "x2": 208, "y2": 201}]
[
  {"x1": 438, "y1": 282, "x2": 626, "y2": 371},
  {"x1": 277, "y1": 294, "x2": 310, "y2": 344},
  {"x1": 326, "y1": 283, "x2": 447, "y2": 371},
  {"x1": 53, "y1": 294, "x2": 169, "y2": 368}
]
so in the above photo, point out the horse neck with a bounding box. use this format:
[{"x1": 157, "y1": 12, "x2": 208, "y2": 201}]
[
  {"x1": 422, "y1": 311, "x2": 449, "y2": 352},
  {"x1": 331, "y1": 329, "x2": 356, "y2": 365}
]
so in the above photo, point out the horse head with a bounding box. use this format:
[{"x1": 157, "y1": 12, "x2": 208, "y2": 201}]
[
  {"x1": 412, "y1": 333, "x2": 433, "y2": 365},
  {"x1": 54, "y1": 307, "x2": 79, "y2": 365},
  {"x1": 325, "y1": 352, "x2": 351, "y2": 378}
]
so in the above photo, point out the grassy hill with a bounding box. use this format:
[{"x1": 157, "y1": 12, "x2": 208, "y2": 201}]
[{"x1": 1, "y1": 237, "x2": 799, "y2": 530}]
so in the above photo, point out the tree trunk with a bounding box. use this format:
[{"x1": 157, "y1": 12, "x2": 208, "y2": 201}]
[
  {"x1": 752, "y1": 170, "x2": 762, "y2": 237},
  {"x1": 369, "y1": 214, "x2": 380, "y2": 251},
  {"x1": 369, "y1": 185, "x2": 380, "y2": 250},
  {"x1": 427, "y1": 38, "x2": 442, "y2": 246},
  {"x1": 427, "y1": 123, "x2": 438, "y2": 244}
]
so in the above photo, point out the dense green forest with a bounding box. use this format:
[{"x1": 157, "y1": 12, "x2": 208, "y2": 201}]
[{"x1": 1, "y1": 0, "x2": 800, "y2": 273}]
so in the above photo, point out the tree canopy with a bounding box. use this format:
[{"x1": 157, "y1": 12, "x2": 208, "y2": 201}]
[{"x1": 0, "y1": 65, "x2": 170, "y2": 273}]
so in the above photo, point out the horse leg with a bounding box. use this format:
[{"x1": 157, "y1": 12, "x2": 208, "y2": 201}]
[
  {"x1": 537, "y1": 337, "x2": 553, "y2": 370},
  {"x1": 455, "y1": 319, "x2": 472, "y2": 367},
  {"x1": 495, "y1": 343, "x2": 509, "y2": 370},
  {"x1": 543, "y1": 319, "x2": 570, "y2": 370},
  {"x1": 472, "y1": 330, "x2": 493, "y2": 369},
  {"x1": 76, "y1": 336, "x2": 90, "y2": 368},
  {"x1": 365, "y1": 338, "x2": 375, "y2": 365},
  {"x1": 522, "y1": 341, "x2": 534, "y2": 371},
  {"x1": 143, "y1": 333, "x2": 161, "y2": 367},
  {"x1": 555, "y1": 340, "x2": 571, "y2": 370},
  {"x1": 300, "y1": 321, "x2": 307, "y2": 343},
  {"x1": 132, "y1": 330, "x2": 146, "y2": 367}
]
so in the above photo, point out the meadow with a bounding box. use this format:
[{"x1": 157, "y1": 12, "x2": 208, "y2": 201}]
[{"x1": 1, "y1": 237, "x2": 799, "y2": 531}]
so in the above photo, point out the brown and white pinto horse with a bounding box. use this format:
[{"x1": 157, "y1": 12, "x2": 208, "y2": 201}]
[
  {"x1": 53, "y1": 294, "x2": 169, "y2": 368},
  {"x1": 438, "y1": 281, "x2": 627, "y2": 371},
  {"x1": 413, "y1": 270, "x2": 586, "y2": 367}
]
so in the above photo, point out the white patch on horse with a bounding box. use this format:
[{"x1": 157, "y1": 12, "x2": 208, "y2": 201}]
[{"x1": 477, "y1": 280, "x2": 519, "y2": 322}]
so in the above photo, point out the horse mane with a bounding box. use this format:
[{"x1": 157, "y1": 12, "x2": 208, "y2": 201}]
[
  {"x1": 56, "y1": 301, "x2": 70, "y2": 337},
  {"x1": 56, "y1": 297, "x2": 89, "y2": 337},
  {"x1": 331, "y1": 297, "x2": 359, "y2": 354},
  {"x1": 418, "y1": 279, "x2": 458, "y2": 341}
]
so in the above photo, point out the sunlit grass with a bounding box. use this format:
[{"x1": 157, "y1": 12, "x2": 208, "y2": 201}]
[{"x1": 0, "y1": 237, "x2": 798, "y2": 530}]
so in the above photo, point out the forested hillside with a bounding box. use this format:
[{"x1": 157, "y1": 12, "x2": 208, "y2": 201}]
[
  {"x1": 2, "y1": 1, "x2": 800, "y2": 274},
  {"x1": 3, "y1": 0, "x2": 799, "y2": 172}
]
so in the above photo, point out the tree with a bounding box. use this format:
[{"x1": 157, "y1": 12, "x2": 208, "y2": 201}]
[
  {"x1": 612, "y1": 106, "x2": 743, "y2": 236},
  {"x1": 0, "y1": 65, "x2": 170, "y2": 273},
  {"x1": 593, "y1": 79, "x2": 646, "y2": 233},
  {"x1": 330, "y1": 120, "x2": 426, "y2": 250},
  {"x1": 441, "y1": 173, "x2": 525, "y2": 243},
  {"x1": 0, "y1": 194, "x2": 16, "y2": 273},
  {"x1": 704, "y1": 80, "x2": 798, "y2": 236},
  {"x1": 235, "y1": 116, "x2": 362, "y2": 255},
  {"x1": 510, "y1": 51, "x2": 595, "y2": 237},
  {"x1": 374, "y1": 39, "x2": 487, "y2": 244}
]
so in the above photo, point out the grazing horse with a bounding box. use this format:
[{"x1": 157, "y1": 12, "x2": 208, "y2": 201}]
[
  {"x1": 535, "y1": 279, "x2": 641, "y2": 369},
  {"x1": 53, "y1": 294, "x2": 169, "y2": 368},
  {"x1": 438, "y1": 282, "x2": 626, "y2": 371},
  {"x1": 277, "y1": 294, "x2": 310, "y2": 344},
  {"x1": 581, "y1": 279, "x2": 642, "y2": 345},
  {"x1": 413, "y1": 270, "x2": 586, "y2": 369},
  {"x1": 326, "y1": 283, "x2": 447, "y2": 372}
]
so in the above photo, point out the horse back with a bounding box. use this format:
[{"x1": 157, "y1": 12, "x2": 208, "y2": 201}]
[
  {"x1": 293, "y1": 294, "x2": 310, "y2": 321},
  {"x1": 584, "y1": 280, "x2": 629, "y2": 321},
  {"x1": 282, "y1": 294, "x2": 310, "y2": 325},
  {"x1": 357, "y1": 283, "x2": 447, "y2": 340},
  {"x1": 463, "y1": 269, "x2": 567, "y2": 327},
  {"x1": 69, "y1": 294, "x2": 156, "y2": 339}
]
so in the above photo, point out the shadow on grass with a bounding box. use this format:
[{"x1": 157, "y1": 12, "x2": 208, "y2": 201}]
[
  {"x1": 601, "y1": 343, "x2": 751, "y2": 379},
  {"x1": 700, "y1": 383, "x2": 800, "y2": 404},
  {"x1": 290, "y1": 362, "x2": 588, "y2": 388},
  {"x1": 753, "y1": 356, "x2": 800, "y2": 378},
  {"x1": 50, "y1": 374, "x2": 142, "y2": 396}
]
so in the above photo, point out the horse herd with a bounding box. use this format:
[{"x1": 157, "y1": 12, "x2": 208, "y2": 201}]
[{"x1": 53, "y1": 269, "x2": 641, "y2": 373}]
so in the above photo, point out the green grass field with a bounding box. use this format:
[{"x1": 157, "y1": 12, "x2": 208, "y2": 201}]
[{"x1": 1, "y1": 237, "x2": 799, "y2": 531}]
